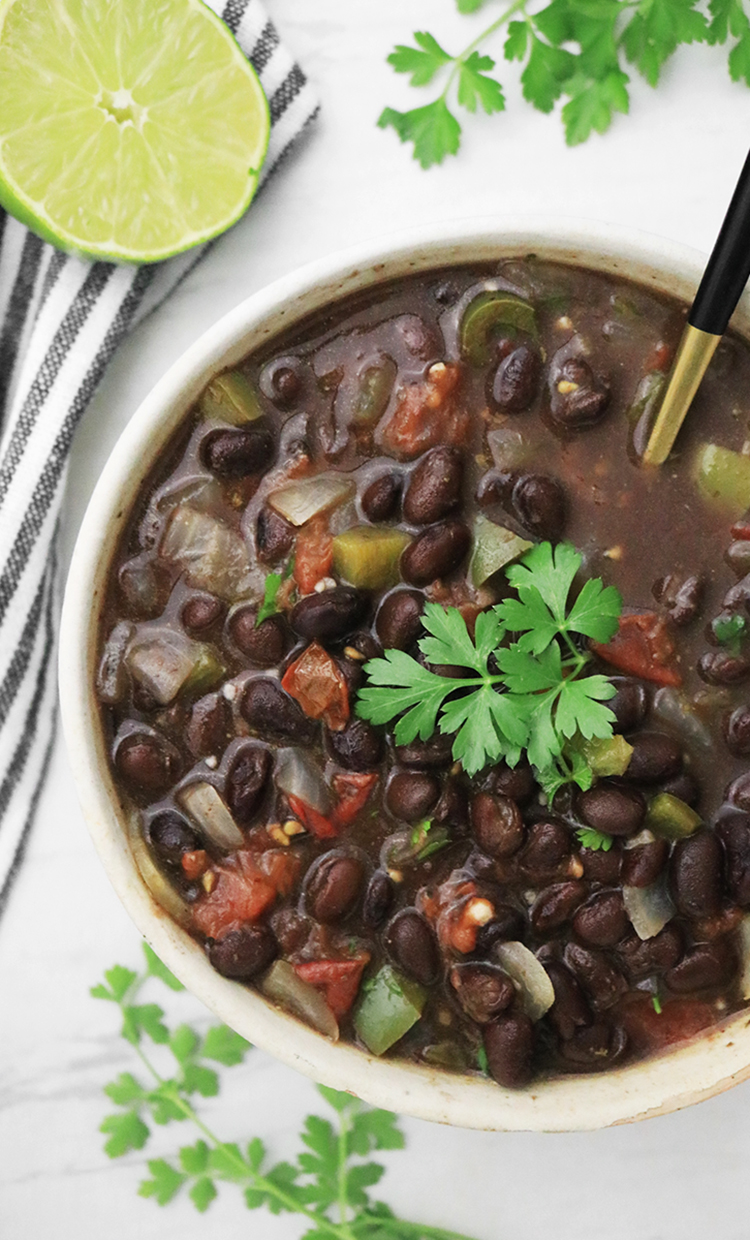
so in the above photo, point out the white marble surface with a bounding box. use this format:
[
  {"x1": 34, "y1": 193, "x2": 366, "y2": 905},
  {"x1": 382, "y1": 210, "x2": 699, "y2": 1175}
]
[{"x1": 3, "y1": 3, "x2": 750, "y2": 1236}]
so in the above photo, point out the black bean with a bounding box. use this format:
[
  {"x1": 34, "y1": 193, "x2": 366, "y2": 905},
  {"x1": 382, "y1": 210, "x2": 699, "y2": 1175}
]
[
  {"x1": 665, "y1": 938, "x2": 736, "y2": 992},
  {"x1": 621, "y1": 837, "x2": 669, "y2": 887},
  {"x1": 577, "y1": 783, "x2": 646, "y2": 837},
  {"x1": 579, "y1": 842, "x2": 622, "y2": 884},
  {"x1": 150, "y1": 811, "x2": 201, "y2": 868},
  {"x1": 230, "y1": 608, "x2": 290, "y2": 667},
  {"x1": 487, "y1": 343, "x2": 541, "y2": 413},
  {"x1": 725, "y1": 540, "x2": 750, "y2": 577},
  {"x1": 698, "y1": 650, "x2": 750, "y2": 684},
  {"x1": 623, "y1": 732, "x2": 683, "y2": 783},
  {"x1": 386, "y1": 772, "x2": 440, "y2": 822},
  {"x1": 549, "y1": 357, "x2": 610, "y2": 428},
  {"x1": 186, "y1": 693, "x2": 231, "y2": 758},
  {"x1": 115, "y1": 732, "x2": 178, "y2": 793},
  {"x1": 336, "y1": 653, "x2": 364, "y2": 697},
  {"x1": 657, "y1": 574, "x2": 704, "y2": 627},
  {"x1": 618, "y1": 926, "x2": 683, "y2": 981},
  {"x1": 118, "y1": 557, "x2": 170, "y2": 616},
  {"x1": 259, "y1": 357, "x2": 305, "y2": 408},
  {"x1": 403, "y1": 447, "x2": 463, "y2": 525},
  {"x1": 522, "y1": 820, "x2": 571, "y2": 877},
  {"x1": 558, "y1": 1021, "x2": 628, "y2": 1069},
  {"x1": 226, "y1": 745, "x2": 271, "y2": 822},
  {"x1": 471, "y1": 792, "x2": 524, "y2": 858},
  {"x1": 510, "y1": 473, "x2": 567, "y2": 542},
  {"x1": 659, "y1": 771, "x2": 700, "y2": 807},
  {"x1": 722, "y1": 571, "x2": 750, "y2": 610},
  {"x1": 362, "y1": 871, "x2": 395, "y2": 929},
  {"x1": 475, "y1": 904, "x2": 525, "y2": 952},
  {"x1": 572, "y1": 890, "x2": 628, "y2": 947},
  {"x1": 563, "y1": 943, "x2": 628, "y2": 1011},
  {"x1": 375, "y1": 588, "x2": 425, "y2": 650},
  {"x1": 723, "y1": 705, "x2": 750, "y2": 757},
  {"x1": 361, "y1": 472, "x2": 402, "y2": 523},
  {"x1": 487, "y1": 759, "x2": 535, "y2": 803},
  {"x1": 240, "y1": 678, "x2": 315, "y2": 743},
  {"x1": 725, "y1": 775, "x2": 750, "y2": 810},
  {"x1": 304, "y1": 853, "x2": 364, "y2": 924},
  {"x1": 432, "y1": 777, "x2": 469, "y2": 829},
  {"x1": 607, "y1": 677, "x2": 649, "y2": 733},
  {"x1": 386, "y1": 909, "x2": 440, "y2": 985},
  {"x1": 290, "y1": 587, "x2": 368, "y2": 642},
  {"x1": 400, "y1": 519, "x2": 471, "y2": 586},
  {"x1": 530, "y1": 881, "x2": 586, "y2": 933},
  {"x1": 328, "y1": 718, "x2": 384, "y2": 770},
  {"x1": 715, "y1": 808, "x2": 750, "y2": 905},
  {"x1": 347, "y1": 631, "x2": 382, "y2": 662},
  {"x1": 670, "y1": 830, "x2": 723, "y2": 918},
  {"x1": 483, "y1": 1014, "x2": 535, "y2": 1088},
  {"x1": 182, "y1": 593, "x2": 224, "y2": 634},
  {"x1": 450, "y1": 963, "x2": 514, "y2": 1023},
  {"x1": 256, "y1": 506, "x2": 295, "y2": 565},
  {"x1": 545, "y1": 961, "x2": 592, "y2": 1041},
  {"x1": 396, "y1": 734, "x2": 454, "y2": 769},
  {"x1": 201, "y1": 425, "x2": 274, "y2": 478},
  {"x1": 208, "y1": 925, "x2": 278, "y2": 979}
]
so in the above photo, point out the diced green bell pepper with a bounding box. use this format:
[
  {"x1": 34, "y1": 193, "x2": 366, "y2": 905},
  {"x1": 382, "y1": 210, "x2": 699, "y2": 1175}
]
[
  {"x1": 352, "y1": 357, "x2": 396, "y2": 426},
  {"x1": 645, "y1": 792, "x2": 702, "y2": 841},
  {"x1": 460, "y1": 291, "x2": 538, "y2": 366},
  {"x1": 353, "y1": 965, "x2": 426, "y2": 1056},
  {"x1": 200, "y1": 370, "x2": 263, "y2": 424},
  {"x1": 694, "y1": 443, "x2": 750, "y2": 517},
  {"x1": 469, "y1": 515, "x2": 532, "y2": 587},
  {"x1": 577, "y1": 734, "x2": 633, "y2": 778},
  {"x1": 333, "y1": 526, "x2": 411, "y2": 590}
]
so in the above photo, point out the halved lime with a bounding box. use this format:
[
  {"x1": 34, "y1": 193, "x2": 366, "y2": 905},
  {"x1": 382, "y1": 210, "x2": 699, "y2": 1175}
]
[{"x1": 0, "y1": 0, "x2": 270, "y2": 262}]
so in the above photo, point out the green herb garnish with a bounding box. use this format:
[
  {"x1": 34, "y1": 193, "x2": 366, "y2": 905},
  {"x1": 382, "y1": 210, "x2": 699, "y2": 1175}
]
[
  {"x1": 93, "y1": 942, "x2": 478, "y2": 1237},
  {"x1": 357, "y1": 541, "x2": 622, "y2": 795},
  {"x1": 652, "y1": 993, "x2": 663, "y2": 1015},
  {"x1": 712, "y1": 612, "x2": 747, "y2": 655},
  {"x1": 575, "y1": 826, "x2": 614, "y2": 852},
  {"x1": 379, "y1": 0, "x2": 746, "y2": 166},
  {"x1": 410, "y1": 818, "x2": 452, "y2": 860},
  {"x1": 255, "y1": 572, "x2": 283, "y2": 626}
]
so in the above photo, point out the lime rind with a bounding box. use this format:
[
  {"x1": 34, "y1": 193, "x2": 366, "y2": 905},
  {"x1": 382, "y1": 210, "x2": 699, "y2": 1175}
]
[{"x1": 0, "y1": 0, "x2": 270, "y2": 263}]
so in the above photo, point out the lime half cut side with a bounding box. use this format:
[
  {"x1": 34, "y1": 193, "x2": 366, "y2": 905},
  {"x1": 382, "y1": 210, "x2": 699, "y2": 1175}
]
[{"x1": 0, "y1": 0, "x2": 270, "y2": 263}]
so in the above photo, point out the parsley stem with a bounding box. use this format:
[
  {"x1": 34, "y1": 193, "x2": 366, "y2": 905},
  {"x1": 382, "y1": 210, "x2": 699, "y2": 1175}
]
[{"x1": 440, "y1": 0, "x2": 528, "y2": 100}]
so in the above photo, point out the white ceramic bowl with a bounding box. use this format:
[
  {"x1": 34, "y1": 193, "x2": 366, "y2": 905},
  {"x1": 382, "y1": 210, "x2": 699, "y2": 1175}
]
[{"x1": 60, "y1": 217, "x2": 750, "y2": 1132}]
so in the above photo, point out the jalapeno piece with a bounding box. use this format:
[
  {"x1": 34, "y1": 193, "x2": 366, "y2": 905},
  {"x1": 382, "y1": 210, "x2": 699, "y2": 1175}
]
[{"x1": 460, "y1": 291, "x2": 537, "y2": 366}]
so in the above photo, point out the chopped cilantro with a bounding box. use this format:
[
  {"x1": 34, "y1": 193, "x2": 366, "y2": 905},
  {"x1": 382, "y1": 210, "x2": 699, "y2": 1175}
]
[{"x1": 575, "y1": 826, "x2": 614, "y2": 852}]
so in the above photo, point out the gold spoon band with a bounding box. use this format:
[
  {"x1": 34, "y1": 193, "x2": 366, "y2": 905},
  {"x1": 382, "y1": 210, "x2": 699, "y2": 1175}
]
[{"x1": 642, "y1": 324, "x2": 722, "y2": 465}]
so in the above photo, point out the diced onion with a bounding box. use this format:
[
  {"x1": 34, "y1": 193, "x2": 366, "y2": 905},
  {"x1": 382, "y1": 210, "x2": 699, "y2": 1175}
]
[
  {"x1": 161, "y1": 504, "x2": 252, "y2": 601},
  {"x1": 486, "y1": 427, "x2": 527, "y2": 471},
  {"x1": 178, "y1": 782, "x2": 244, "y2": 851},
  {"x1": 268, "y1": 476, "x2": 354, "y2": 526},
  {"x1": 738, "y1": 914, "x2": 750, "y2": 1001},
  {"x1": 652, "y1": 687, "x2": 713, "y2": 753},
  {"x1": 127, "y1": 628, "x2": 203, "y2": 706},
  {"x1": 275, "y1": 748, "x2": 332, "y2": 814},
  {"x1": 127, "y1": 820, "x2": 192, "y2": 929},
  {"x1": 260, "y1": 960, "x2": 339, "y2": 1040},
  {"x1": 493, "y1": 941, "x2": 555, "y2": 1021},
  {"x1": 624, "y1": 828, "x2": 657, "y2": 850},
  {"x1": 97, "y1": 621, "x2": 134, "y2": 705},
  {"x1": 623, "y1": 879, "x2": 675, "y2": 941}
]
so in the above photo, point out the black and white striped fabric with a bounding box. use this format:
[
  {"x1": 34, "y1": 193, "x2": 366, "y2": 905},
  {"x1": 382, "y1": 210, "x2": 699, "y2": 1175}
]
[{"x1": 0, "y1": 0, "x2": 318, "y2": 918}]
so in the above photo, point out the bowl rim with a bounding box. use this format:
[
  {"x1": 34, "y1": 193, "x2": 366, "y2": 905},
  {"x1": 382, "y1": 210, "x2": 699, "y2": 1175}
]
[{"x1": 59, "y1": 215, "x2": 750, "y2": 1132}]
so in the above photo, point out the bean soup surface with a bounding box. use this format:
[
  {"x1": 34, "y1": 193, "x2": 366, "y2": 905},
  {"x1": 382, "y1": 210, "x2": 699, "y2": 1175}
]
[{"x1": 97, "y1": 259, "x2": 750, "y2": 1089}]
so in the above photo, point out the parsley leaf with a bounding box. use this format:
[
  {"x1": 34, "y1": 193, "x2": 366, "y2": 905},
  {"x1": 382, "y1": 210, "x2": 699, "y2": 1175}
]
[
  {"x1": 561, "y1": 69, "x2": 630, "y2": 145},
  {"x1": 457, "y1": 51, "x2": 506, "y2": 113},
  {"x1": 256, "y1": 572, "x2": 283, "y2": 627},
  {"x1": 357, "y1": 648, "x2": 456, "y2": 744},
  {"x1": 575, "y1": 826, "x2": 614, "y2": 851},
  {"x1": 378, "y1": 100, "x2": 461, "y2": 169},
  {"x1": 387, "y1": 32, "x2": 453, "y2": 85},
  {"x1": 713, "y1": 612, "x2": 747, "y2": 655}
]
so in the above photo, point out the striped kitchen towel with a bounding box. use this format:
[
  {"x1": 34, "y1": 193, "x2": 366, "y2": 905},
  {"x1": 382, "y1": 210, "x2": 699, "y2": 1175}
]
[{"x1": 0, "y1": 0, "x2": 318, "y2": 919}]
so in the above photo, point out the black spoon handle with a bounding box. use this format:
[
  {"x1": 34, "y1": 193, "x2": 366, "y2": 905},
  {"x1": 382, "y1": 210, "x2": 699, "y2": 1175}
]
[{"x1": 690, "y1": 146, "x2": 750, "y2": 335}]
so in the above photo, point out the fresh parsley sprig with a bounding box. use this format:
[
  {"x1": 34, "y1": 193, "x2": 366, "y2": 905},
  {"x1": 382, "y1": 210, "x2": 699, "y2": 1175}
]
[
  {"x1": 379, "y1": 0, "x2": 748, "y2": 165},
  {"x1": 93, "y1": 943, "x2": 478, "y2": 1238},
  {"x1": 356, "y1": 541, "x2": 622, "y2": 794}
]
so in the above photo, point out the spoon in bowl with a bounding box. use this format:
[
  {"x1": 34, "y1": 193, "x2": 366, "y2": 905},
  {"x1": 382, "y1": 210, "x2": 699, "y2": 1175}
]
[{"x1": 643, "y1": 146, "x2": 750, "y2": 466}]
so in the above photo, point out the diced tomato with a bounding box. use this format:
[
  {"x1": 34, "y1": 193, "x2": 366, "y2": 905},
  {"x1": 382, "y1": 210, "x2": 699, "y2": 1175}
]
[
  {"x1": 281, "y1": 642, "x2": 349, "y2": 730},
  {"x1": 419, "y1": 873, "x2": 481, "y2": 954},
  {"x1": 590, "y1": 612, "x2": 682, "y2": 686},
  {"x1": 257, "y1": 848, "x2": 301, "y2": 897},
  {"x1": 181, "y1": 849, "x2": 209, "y2": 880},
  {"x1": 193, "y1": 850, "x2": 278, "y2": 939},
  {"x1": 294, "y1": 516, "x2": 333, "y2": 593},
  {"x1": 380, "y1": 362, "x2": 469, "y2": 460},
  {"x1": 618, "y1": 995, "x2": 716, "y2": 1052},
  {"x1": 644, "y1": 342, "x2": 673, "y2": 373},
  {"x1": 730, "y1": 519, "x2": 750, "y2": 541},
  {"x1": 332, "y1": 772, "x2": 379, "y2": 828},
  {"x1": 287, "y1": 793, "x2": 338, "y2": 839},
  {"x1": 294, "y1": 954, "x2": 370, "y2": 1018}
]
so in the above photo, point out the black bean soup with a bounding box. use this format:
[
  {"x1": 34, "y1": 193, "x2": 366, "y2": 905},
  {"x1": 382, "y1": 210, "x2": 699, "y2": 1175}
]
[{"x1": 97, "y1": 258, "x2": 750, "y2": 1089}]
